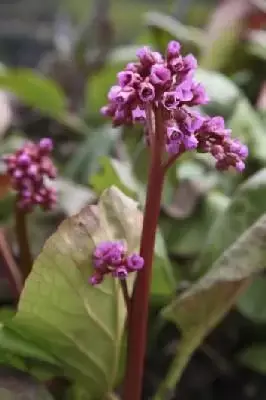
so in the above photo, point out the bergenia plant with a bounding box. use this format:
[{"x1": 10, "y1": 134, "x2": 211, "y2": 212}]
[
  {"x1": 0, "y1": 41, "x2": 250, "y2": 400},
  {"x1": 98, "y1": 41, "x2": 248, "y2": 400},
  {"x1": 3, "y1": 138, "x2": 57, "y2": 291}
]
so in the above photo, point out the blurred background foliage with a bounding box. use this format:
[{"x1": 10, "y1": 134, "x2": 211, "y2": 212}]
[{"x1": 1, "y1": 0, "x2": 266, "y2": 399}]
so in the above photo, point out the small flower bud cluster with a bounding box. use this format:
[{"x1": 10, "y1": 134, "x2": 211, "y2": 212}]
[
  {"x1": 101, "y1": 41, "x2": 248, "y2": 171},
  {"x1": 3, "y1": 138, "x2": 57, "y2": 211},
  {"x1": 89, "y1": 241, "x2": 144, "y2": 285}
]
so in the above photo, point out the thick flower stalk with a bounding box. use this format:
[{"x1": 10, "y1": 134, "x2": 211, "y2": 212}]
[
  {"x1": 98, "y1": 41, "x2": 248, "y2": 400},
  {"x1": 4, "y1": 138, "x2": 57, "y2": 211}
]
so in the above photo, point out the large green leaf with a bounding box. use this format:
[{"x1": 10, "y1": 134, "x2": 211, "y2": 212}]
[
  {"x1": 161, "y1": 191, "x2": 229, "y2": 257},
  {"x1": 238, "y1": 345, "x2": 266, "y2": 375},
  {"x1": 195, "y1": 169, "x2": 266, "y2": 275},
  {"x1": 3, "y1": 187, "x2": 143, "y2": 398},
  {"x1": 199, "y1": 0, "x2": 249, "y2": 72},
  {"x1": 237, "y1": 276, "x2": 266, "y2": 323},
  {"x1": 195, "y1": 68, "x2": 242, "y2": 118},
  {"x1": 155, "y1": 214, "x2": 266, "y2": 399},
  {"x1": 90, "y1": 157, "x2": 139, "y2": 200},
  {"x1": 65, "y1": 125, "x2": 119, "y2": 184},
  {"x1": 0, "y1": 69, "x2": 67, "y2": 119},
  {"x1": 228, "y1": 98, "x2": 266, "y2": 163},
  {"x1": 86, "y1": 46, "x2": 139, "y2": 116},
  {"x1": 143, "y1": 11, "x2": 204, "y2": 54}
]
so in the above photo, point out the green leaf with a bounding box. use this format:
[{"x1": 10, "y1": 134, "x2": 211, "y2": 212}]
[
  {"x1": 86, "y1": 46, "x2": 139, "y2": 116},
  {"x1": 161, "y1": 191, "x2": 229, "y2": 257},
  {"x1": 228, "y1": 98, "x2": 266, "y2": 163},
  {"x1": 4, "y1": 187, "x2": 143, "y2": 398},
  {"x1": 0, "y1": 325, "x2": 60, "y2": 381},
  {"x1": 199, "y1": 0, "x2": 249, "y2": 72},
  {"x1": 195, "y1": 68, "x2": 242, "y2": 118},
  {"x1": 55, "y1": 178, "x2": 96, "y2": 216},
  {"x1": 237, "y1": 276, "x2": 266, "y2": 323},
  {"x1": 238, "y1": 345, "x2": 266, "y2": 374},
  {"x1": 156, "y1": 214, "x2": 266, "y2": 399},
  {"x1": 143, "y1": 11, "x2": 204, "y2": 54},
  {"x1": 0, "y1": 69, "x2": 67, "y2": 119},
  {"x1": 90, "y1": 157, "x2": 139, "y2": 199},
  {"x1": 152, "y1": 231, "x2": 176, "y2": 299},
  {"x1": 247, "y1": 30, "x2": 266, "y2": 61},
  {"x1": 195, "y1": 169, "x2": 266, "y2": 275},
  {"x1": 65, "y1": 125, "x2": 119, "y2": 184}
]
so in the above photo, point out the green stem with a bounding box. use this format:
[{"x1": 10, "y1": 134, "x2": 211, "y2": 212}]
[
  {"x1": 15, "y1": 203, "x2": 32, "y2": 281},
  {"x1": 153, "y1": 335, "x2": 202, "y2": 400}
]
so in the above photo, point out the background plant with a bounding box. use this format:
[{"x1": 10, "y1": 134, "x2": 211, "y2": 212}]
[{"x1": 0, "y1": 0, "x2": 265, "y2": 399}]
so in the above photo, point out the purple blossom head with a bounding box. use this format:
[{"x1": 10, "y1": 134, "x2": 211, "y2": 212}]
[
  {"x1": 3, "y1": 139, "x2": 57, "y2": 212},
  {"x1": 100, "y1": 41, "x2": 248, "y2": 171},
  {"x1": 89, "y1": 240, "x2": 144, "y2": 285}
]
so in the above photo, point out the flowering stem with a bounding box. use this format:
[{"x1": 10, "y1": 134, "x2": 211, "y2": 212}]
[
  {"x1": 0, "y1": 228, "x2": 23, "y2": 300},
  {"x1": 15, "y1": 202, "x2": 32, "y2": 281},
  {"x1": 163, "y1": 151, "x2": 184, "y2": 172},
  {"x1": 123, "y1": 107, "x2": 165, "y2": 400},
  {"x1": 120, "y1": 280, "x2": 130, "y2": 314}
]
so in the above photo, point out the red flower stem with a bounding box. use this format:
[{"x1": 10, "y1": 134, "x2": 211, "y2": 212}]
[
  {"x1": 123, "y1": 107, "x2": 165, "y2": 400},
  {"x1": 163, "y1": 150, "x2": 184, "y2": 172},
  {"x1": 15, "y1": 202, "x2": 32, "y2": 281},
  {"x1": 0, "y1": 228, "x2": 23, "y2": 300}
]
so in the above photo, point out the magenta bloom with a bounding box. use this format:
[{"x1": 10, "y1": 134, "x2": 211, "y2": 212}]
[
  {"x1": 3, "y1": 138, "x2": 57, "y2": 211},
  {"x1": 101, "y1": 41, "x2": 248, "y2": 172},
  {"x1": 89, "y1": 241, "x2": 144, "y2": 285}
]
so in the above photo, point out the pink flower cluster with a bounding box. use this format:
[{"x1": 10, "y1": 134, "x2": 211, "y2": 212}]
[
  {"x1": 4, "y1": 138, "x2": 57, "y2": 211},
  {"x1": 101, "y1": 41, "x2": 248, "y2": 171},
  {"x1": 89, "y1": 241, "x2": 144, "y2": 285}
]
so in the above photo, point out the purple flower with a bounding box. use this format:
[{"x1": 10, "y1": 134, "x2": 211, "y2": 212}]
[
  {"x1": 17, "y1": 154, "x2": 30, "y2": 167},
  {"x1": 150, "y1": 64, "x2": 171, "y2": 86},
  {"x1": 126, "y1": 254, "x2": 144, "y2": 271},
  {"x1": 132, "y1": 106, "x2": 146, "y2": 123},
  {"x1": 182, "y1": 54, "x2": 197, "y2": 72},
  {"x1": 162, "y1": 92, "x2": 178, "y2": 110},
  {"x1": 136, "y1": 46, "x2": 155, "y2": 66},
  {"x1": 168, "y1": 56, "x2": 184, "y2": 73},
  {"x1": 112, "y1": 267, "x2": 128, "y2": 279},
  {"x1": 115, "y1": 88, "x2": 135, "y2": 105},
  {"x1": 89, "y1": 272, "x2": 104, "y2": 286},
  {"x1": 117, "y1": 71, "x2": 135, "y2": 87},
  {"x1": 183, "y1": 134, "x2": 198, "y2": 150},
  {"x1": 190, "y1": 82, "x2": 209, "y2": 105},
  {"x1": 39, "y1": 138, "x2": 53, "y2": 154},
  {"x1": 167, "y1": 41, "x2": 181, "y2": 58},
  {"x1": 166, "y1": 123, "x2": 182, "y2": 141},
  {"x1": 108, "y1": 86, "x2": 121, "y2": 102},
  {"x1": 138, "y1": 82, "x2": 155, "y2": 102}
]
